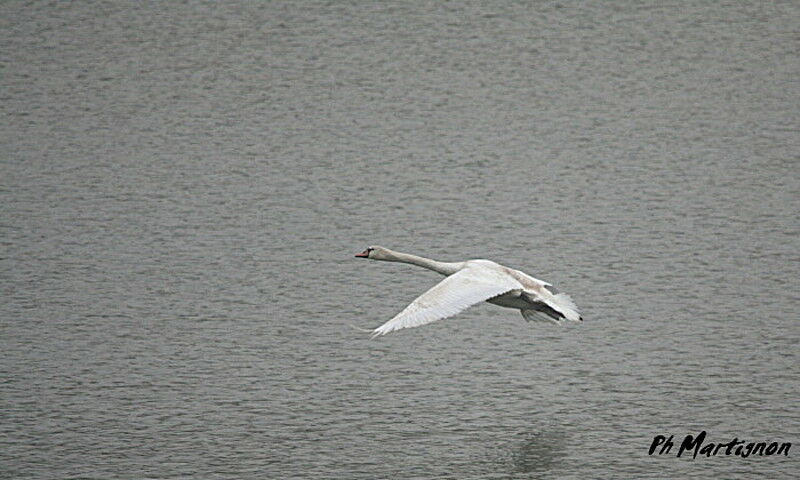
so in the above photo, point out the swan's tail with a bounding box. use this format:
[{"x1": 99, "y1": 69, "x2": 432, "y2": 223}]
[
  {"x1": 553, "y1": 293, "x2": 582, "y2": 322},
  {"x1": 521, "y1": 293, "x2": 582, "y2": 324}
]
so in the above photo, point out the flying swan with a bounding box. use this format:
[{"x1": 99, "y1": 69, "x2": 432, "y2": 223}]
[{"x1": 355, "y1": 246, "x2": 582, "y2": 337}]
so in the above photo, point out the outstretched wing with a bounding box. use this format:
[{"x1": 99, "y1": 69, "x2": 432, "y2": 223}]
[{"x1": 372, "y1": 265, "x2": 522, "y2": 337}]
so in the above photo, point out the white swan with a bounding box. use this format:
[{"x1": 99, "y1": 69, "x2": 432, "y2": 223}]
[{"x1": 355, "y1": 246, "x2": 582, "y2": 337}]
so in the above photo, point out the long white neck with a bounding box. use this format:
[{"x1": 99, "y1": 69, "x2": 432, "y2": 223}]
[{"x1": 377, "y1": 249, "x2": 463, "y2": 276}]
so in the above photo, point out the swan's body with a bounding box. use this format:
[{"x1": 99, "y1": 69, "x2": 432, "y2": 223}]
[{"x1": 355, "y1": 246, "x2": 582, "y2": 337}]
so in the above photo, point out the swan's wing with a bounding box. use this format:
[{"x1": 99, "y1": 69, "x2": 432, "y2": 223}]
[{"x1": 372, "y1": 266, "x2": 522, "y2": 337}]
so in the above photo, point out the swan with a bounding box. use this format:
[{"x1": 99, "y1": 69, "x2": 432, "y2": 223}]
[{"x1": 355, "y1": 246, "x2": 582, "y2": 337}]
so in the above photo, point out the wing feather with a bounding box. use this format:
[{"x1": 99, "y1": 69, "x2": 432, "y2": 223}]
[{"x1": 372, "y1": 265, "x2": 522, "y2": 337}]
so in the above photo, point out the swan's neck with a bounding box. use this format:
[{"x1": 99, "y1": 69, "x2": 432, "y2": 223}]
[{"x1": 379, "y1": 250, "x2": 462, "y2": 276}]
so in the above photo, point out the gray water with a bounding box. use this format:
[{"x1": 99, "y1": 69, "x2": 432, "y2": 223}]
[{"x1": 2, "y1": 1, "x2": 799, "y2": 478}]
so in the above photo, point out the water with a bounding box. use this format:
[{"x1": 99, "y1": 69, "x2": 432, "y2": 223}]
[{"x1": 2, "y1": 1, "x2": 798, "y2": 478}]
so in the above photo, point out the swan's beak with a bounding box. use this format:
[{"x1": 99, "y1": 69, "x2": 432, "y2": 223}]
[{"x1": 355, "y1": 249, "x2": 370, "y2": 258}]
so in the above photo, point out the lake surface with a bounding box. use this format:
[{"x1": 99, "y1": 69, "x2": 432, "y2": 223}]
[{"x1": 2, "y1": 1, "x2": 798, "y2": 478}]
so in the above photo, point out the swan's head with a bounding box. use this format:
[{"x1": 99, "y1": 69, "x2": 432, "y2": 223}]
[{"x1": 354, "y1": 246, "x2": 389, "y2": 259}]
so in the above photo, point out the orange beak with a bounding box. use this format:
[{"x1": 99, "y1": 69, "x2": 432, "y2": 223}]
[{"x1": 355, "y1": 249, "x2": 369, "y2": 258}]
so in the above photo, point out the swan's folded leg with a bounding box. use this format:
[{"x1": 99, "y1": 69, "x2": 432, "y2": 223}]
[{"x1": 520, "y1": 309, "x2": 563, "y2": 325}]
